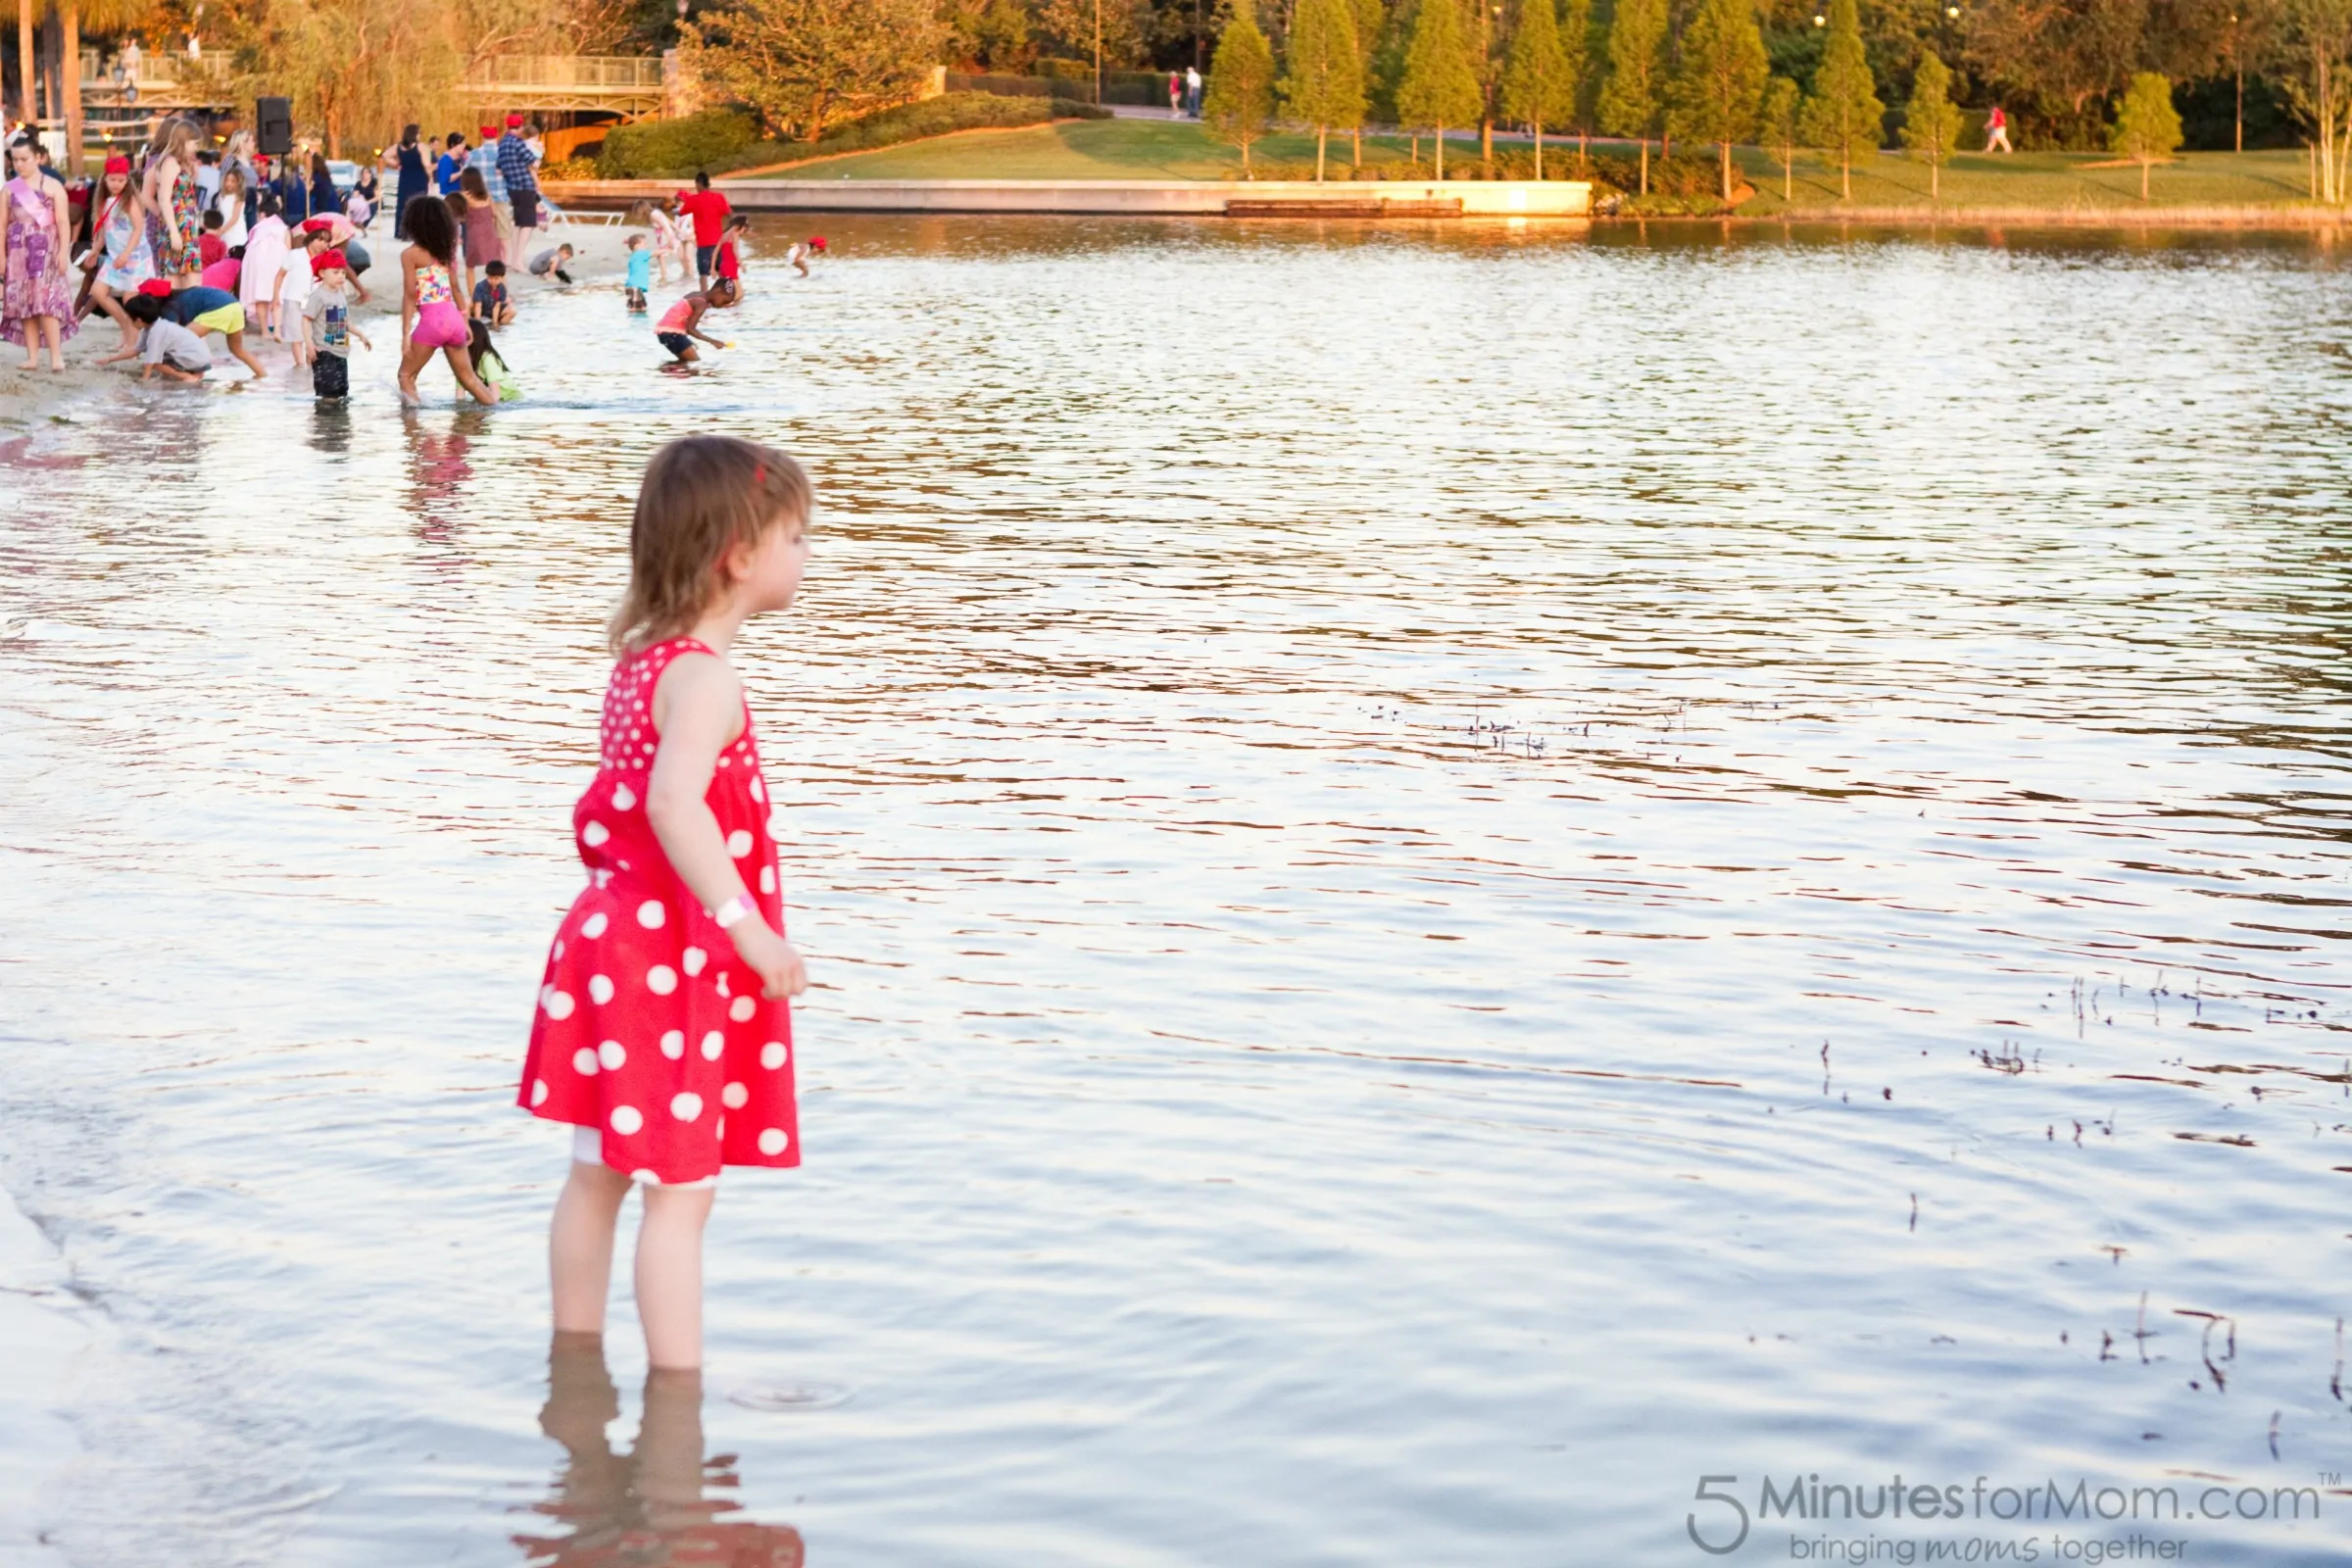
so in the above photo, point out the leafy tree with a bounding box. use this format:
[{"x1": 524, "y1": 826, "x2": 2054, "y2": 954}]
[
  {"x1": 1798, "y1": 0, "x2": 1882, "y2": 199},
  {"x1": 1501, "y1": 0, "x2": 1577, "y2": 174},
  {"x1": 1666, "y1": 0, "x2": 1768, "y2": 202},
  {"x1": 1597, "y1": 0, "x2": 1666, "y2": 193},
  {"x1": 682, "y1": 0, "x2": 944, "y2": 141},
  {"x1": 976, "y1": 0, "x2": 1033, "y2": 68},
  {"x1": 1562, "y1": 0, "x2": 1593, "y2": 153},
  {"x1": 1959, "y1": 0, "x2": 2196, "y2": 148},
  {"x1": 1397, "y1": 0, "x2": 1482, "y2": 174},
  {"x1": 1759, "y1": 72, "x2": 1799, "y2": 198},
  {"x1": 2109, "y1": 69, "x2": 2183, "y2": 196},
  {"x1": 1281, "y1": 0, "x2": 1366, "y2": 178},
  {"x1": 1352, "y1": 0, "x2": 1388, "y2": 164},
  {"x1": 2271, "y1": 0, "x2": 2352, "y2": 202},
  {"x1": 1900, "y1": 47, "x2": 1961, "y2": 196},
  {"x1": 1205, "y1": 0, "x2": 1279, "y2": 174}
]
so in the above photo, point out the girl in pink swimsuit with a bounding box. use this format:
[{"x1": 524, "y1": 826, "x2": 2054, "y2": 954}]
[{"x1": 397, "y1": 194, "x2": 495, "y2": 406}]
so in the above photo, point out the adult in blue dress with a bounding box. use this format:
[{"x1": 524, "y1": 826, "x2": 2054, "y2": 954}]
[
  {"x1": 308, "y1": 152, "x2": 339, "y2": 223},
  {"x1": 393, "y1": 123, "x2": 428, "y2": 239}
]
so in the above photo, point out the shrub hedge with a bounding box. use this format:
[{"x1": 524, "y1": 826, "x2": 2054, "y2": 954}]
[
  {"x1": 597, "y1": 110, "x2": 760, "y2": 177},
  {"x1": 596, "y1": 94, "x2": 1107, "y2": 178}
]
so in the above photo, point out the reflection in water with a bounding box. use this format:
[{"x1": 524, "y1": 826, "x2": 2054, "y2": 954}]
[{"x1": 514, "y1": 1336, "x2": 804, "y2": 1568}]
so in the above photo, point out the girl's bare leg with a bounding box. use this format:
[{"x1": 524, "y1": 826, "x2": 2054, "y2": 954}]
[
  {"x1": 42, "y1": 317, "x2": 63, "y2": 369},
  {"x1": 222, "y1": 330, "x2": 265, "y2": 378},
  {"x1": 92, "y1": 287, "x2": 137, "y2": 354},
  {"x1": 635, "y1": 1183, "x2": 713, "y2": 1370},
  {"x1": 397, "y1": 337, "x2": 433, "y2": 404},
  {"x1": 550, "y1": 1160, "x2": 631, "y2": 1334},
  {"x1": 442, "y1": 343, "x2": 496, "y2": 406}
]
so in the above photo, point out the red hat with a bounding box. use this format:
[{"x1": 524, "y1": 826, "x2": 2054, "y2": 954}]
[
  {"x1": 314, "y1": 248, "x2": 349, "y2": 274},
  {"x1": 136, "y1": 278, "x2": 172, "y2": 298},
  {"x1": 808, "y1": 235, "x2": 827, "y2": 250},
  {"x1": 103, "y1": 154, "x2": 130, "y2": 174},
  {"x1": 480, "y1": 124, "x2": 497, "y2": 140},
  {"x1": 506, "y1": 113, "x2": 525, "y2": 127}
]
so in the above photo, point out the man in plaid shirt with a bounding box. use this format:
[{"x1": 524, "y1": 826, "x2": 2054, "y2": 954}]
[{"x1": 496, "y1": 113, "x2": 542, "y2": 273}]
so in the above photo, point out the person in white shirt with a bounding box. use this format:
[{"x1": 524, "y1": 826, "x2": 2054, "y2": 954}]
[{"x1": 138, "y1": 316, "x2": 213, "y2": 381}]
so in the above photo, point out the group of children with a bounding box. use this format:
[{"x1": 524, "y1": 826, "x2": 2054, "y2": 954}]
[{"x1": 108, "y1": 190, "x2": 826, "y2": 393}]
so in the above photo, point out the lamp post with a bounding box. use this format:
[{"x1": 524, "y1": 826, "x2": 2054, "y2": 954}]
[{"x1": 1094, "y1": 0, "x2": 1102, "y2": 108}]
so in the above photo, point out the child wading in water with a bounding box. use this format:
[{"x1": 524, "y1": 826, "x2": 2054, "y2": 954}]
[
  {"x1": 655, "y1": 277, "x2": 733, "y2": 364},
  {"x1": 520, "y1": 435, "x2": 813, "y2": 1370}
]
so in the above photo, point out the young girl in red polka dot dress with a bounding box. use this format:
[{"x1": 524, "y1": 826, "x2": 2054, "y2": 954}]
[{"x1": 520, "y1": 433, "x2": 813, "y2": 1371}]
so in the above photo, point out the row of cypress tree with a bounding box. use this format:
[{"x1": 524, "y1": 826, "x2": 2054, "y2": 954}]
[{"x1": 1200, "y1": 0, "x2": 1959, "y2": 202}]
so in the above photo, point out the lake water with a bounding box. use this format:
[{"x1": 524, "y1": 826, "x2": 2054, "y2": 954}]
[{"x1": 1, "y1": 217, "x2": 2348, "y2": 1566}]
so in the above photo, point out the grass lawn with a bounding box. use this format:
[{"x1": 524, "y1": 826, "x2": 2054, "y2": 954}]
[
  {"x1": 746, "y1": 118, "x2": 2328, "y2": 211},
  {"x1": 1732, "y1": 146, "x2": 2320, "y2": 211},
  {"x1": 759, "y1": 119, "x2": 1478, "y2": 181}
]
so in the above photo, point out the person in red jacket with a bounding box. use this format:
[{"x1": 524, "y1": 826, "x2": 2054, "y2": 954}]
[{"x1": 674, "y1": 171, "x2": 732, "y2": 289}]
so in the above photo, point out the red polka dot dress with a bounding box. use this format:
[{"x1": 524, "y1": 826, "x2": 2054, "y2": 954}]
[{"x1": 518, "y1": 637, "x2": 799, "y2": 1184}]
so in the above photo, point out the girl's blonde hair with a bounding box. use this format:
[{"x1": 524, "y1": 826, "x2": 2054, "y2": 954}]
[{"x1": 609, "y1": 435, "x2": 812, "y2": 656}]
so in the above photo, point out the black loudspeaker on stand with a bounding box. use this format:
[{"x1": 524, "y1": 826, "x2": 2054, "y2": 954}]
[{"x1": 256, "y1": 97, "x2": 293, "y2": 156}]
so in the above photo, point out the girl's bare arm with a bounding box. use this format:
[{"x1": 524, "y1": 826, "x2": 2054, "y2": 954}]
[{"x1": 646, "y1": 653, "x2": 808, "y2": 998}]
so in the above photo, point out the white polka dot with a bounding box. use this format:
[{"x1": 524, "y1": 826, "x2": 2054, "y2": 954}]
[
  {"x1": 759, "y1": 865, "x2": 776, "y2": 895},
  {"x1": 670, "y1": 1092, "x2": 704, "y2": 1122},
  {"x1": 581, "y1": 911, "x2": 609, "y2": 939},
  {"x1": 612, "y1": 783, "x2": 637, "y2": 810},
  {"x1": 722, "y1": 1081, "x2": 749, "y2": 1108},
  {"x1": 582, "y1": 820, "x2": 610, "y2": 848},
  {"x1": 750, "y1": 775, "x2": 764, "y2": 803},
  {"x1": 611, "y1": 1104, "x2": 644, "y2": 1136},
  {"x1": 553, "y1": 940, "x2": 565, "y2": 960},
  {"x1": 661, "y1": 1029, "x2": 685, "y2": 1058},
  {"x1": 572, "y1": 1047, "x2": 599, "y2": 1076},
  {"x1": 701, "y1": 1030, "x2": 725, "y2": 1060},
  {"x1": 588, "y1": 974, "x2": 615, "y2": 1005},
  {"x1": 531, "y1": 1077, "x2": 550, "y2": 1105},
  {"x1": 543, "y1": 990, "x2": 575, "y2": 1020},
  {"x1": 646, "y1": 965, "x2": 678, "y2": 995},
  {"x1": 682, "y1": 946, "x2": 708, "y2": 977},
  {"x1": 598, "y1": 1039, "x2": 626, "y2": 1070},
  {"x1": 758, "y1": 1128, "x2": 788, "y2": 1155},
  {"x1": 729, "y1": 995, "x2": 757, "y2": 1022},
  {"x1": 715, "y1": 969, "x2": 731, "y2": 999},
  {"x1": 726, "y1": 829, "x2": 753, "y2": 858},
  {"x1": 637, "y1": 900, "x2": 666, "y2": 929},
  {"x1": 760, "y1": 1041, "x2": 788, "y2": 1070}
]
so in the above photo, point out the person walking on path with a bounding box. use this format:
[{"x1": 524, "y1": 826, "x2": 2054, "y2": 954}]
[
  {"x1": 1985, "y1": 105, "x2": 2014, "y2": 153},
  {"x1": 1185, "y1": 65, "x2": 1202, "y2": 117},
  {"x1": 4, "y1": 137, "x2": 77, "y2": 371},
  {"x1": 497, "y1": 115, "x2": 543, "y2": 269},
  {"x1": 395, "y1": 124, "x2": 429, "y2": 238},
  {"x1": 1169, "y1": 71, "x2": 1182, "y2": 114},
  {"x1": 520, "y1": 433, "x2": 812, "y2": 1374}
]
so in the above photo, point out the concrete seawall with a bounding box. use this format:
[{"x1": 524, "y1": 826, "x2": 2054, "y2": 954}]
[{"x1": 545, "y1": 177, "x2": 1592, "y2": 218}]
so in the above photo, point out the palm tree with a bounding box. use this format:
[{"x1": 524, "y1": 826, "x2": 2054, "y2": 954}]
[{"x1": 18, "y1": 0, "x2": 150, "y2": 174}]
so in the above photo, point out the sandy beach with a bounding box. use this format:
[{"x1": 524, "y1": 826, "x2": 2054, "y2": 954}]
[{"x1": 0, "y1": 213, "x2": 641, "y2": 429}]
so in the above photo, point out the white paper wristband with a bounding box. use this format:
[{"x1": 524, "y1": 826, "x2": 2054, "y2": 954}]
[{"x1": 712, "y1": 894, "x2": 753, "y2": 930}]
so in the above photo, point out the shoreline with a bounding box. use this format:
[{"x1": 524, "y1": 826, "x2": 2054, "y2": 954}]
[{"x1": 544, "y1": 176, "x2": 2345, "y2": 228}]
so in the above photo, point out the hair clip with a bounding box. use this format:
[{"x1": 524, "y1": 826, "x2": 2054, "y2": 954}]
[{"x1": 754, "y1": 462, "x2": 765, "y2": 486}]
